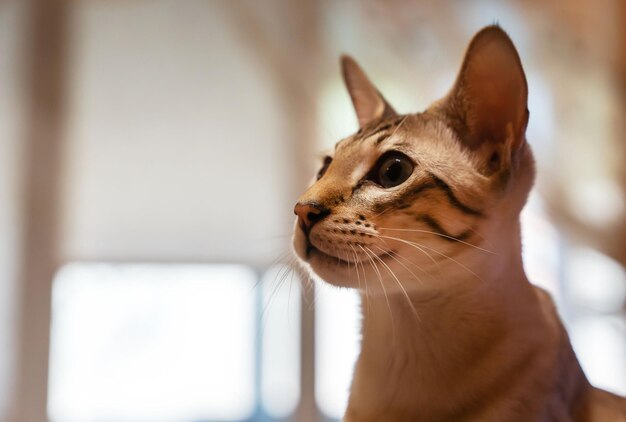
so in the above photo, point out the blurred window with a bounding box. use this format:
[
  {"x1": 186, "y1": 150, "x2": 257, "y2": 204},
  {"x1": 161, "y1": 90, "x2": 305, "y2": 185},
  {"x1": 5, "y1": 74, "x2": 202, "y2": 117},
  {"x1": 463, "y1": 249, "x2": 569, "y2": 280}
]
[
  {"x1": 48, "y1": 263, "x2": 302, "y2": 422},
  {"x1": 261, "y1": 267, "x2": 302, "y2": 418},
  {"x1": 315, "y1": 284, "x2": 360, "y2": 419}
]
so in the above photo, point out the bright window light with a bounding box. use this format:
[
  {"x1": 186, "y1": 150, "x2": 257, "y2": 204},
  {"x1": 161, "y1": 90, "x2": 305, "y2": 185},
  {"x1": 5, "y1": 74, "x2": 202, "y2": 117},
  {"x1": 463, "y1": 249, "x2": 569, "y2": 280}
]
[
  {"x1": 567, "y1": 247, "x2": 626, "y2": 313},
  {"x1": 260, "y1": 266, "x2": 301, "y2": 418},
  {"x1": 521, "y1": 193, "x2": 562, "y2": 301},
  {"x1": 570, "y1": 315, "x2": 626, "y2": 396},
  {"x1": 48, "y1": 263, "x2": 256, "y2": 422},
  {"x1": 315, "y1": 281, "x2": 361, "y2": 419}
]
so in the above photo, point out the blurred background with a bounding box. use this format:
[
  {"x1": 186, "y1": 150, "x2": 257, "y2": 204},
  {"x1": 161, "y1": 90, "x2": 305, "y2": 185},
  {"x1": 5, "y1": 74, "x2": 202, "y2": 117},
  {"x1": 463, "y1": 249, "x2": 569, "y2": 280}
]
[{"x1": 1, "y1": 0, "x2": 626, "y2": 421}]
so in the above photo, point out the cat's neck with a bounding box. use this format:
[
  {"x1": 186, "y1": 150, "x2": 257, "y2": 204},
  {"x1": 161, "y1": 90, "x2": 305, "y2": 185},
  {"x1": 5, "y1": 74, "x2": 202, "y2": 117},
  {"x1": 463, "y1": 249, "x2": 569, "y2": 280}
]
[
  {"x1": 358, "y1": 237, "x2": 540, "y2": 365},
  {"x1": 358, "y1": 253, "x2": 540, "y2": 362},
  {"x1": 348, "y1": 220, "x2": 564, "y2": 420}
]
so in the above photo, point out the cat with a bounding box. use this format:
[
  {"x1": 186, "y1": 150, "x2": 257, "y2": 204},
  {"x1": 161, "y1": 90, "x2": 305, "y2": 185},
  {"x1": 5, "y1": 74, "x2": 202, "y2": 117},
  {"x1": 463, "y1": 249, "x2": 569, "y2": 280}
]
[{"x1": 292, "y1": 25, "x2": 626, "y2": 421}]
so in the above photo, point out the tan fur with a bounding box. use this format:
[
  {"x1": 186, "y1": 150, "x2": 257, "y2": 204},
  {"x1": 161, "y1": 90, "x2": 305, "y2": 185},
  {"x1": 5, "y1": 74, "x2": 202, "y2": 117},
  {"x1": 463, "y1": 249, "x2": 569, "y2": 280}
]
[{"x1": 293, "y1": 26, "x2": 626, "y2": 421}]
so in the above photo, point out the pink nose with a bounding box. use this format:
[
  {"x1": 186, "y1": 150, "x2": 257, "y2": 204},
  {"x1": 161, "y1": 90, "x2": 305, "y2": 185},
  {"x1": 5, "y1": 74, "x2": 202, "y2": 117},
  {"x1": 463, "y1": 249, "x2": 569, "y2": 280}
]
[{"x1": 294, "y1": 202, "x2": 330, "y2": 233}]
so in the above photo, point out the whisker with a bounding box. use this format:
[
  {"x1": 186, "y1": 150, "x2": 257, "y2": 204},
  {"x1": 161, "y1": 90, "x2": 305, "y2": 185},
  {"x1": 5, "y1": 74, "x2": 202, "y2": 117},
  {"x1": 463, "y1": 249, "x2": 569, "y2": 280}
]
[
  {"x1": 258, "y1": 264, "x2": 297, "y2": 339},
  {"x1": 414, "y1": 241, "x2": 485, "y2": 282},
  {"x1": 344, "y1": 248, "x2": 357, "y2": 290},
  {"x1": 370, "y1": 205, "x2": 395, "y2": 220},
  {"x1": 379, "y1": 234, "x2": 484, "y2": 282},
  {"x1": 296, "y1": 269, "x2": 315, "y2": 312},
  {"x1": 389, "y1": 114, "x2": 409, "y2": 139},
  {"x1": 370, "y1": 244, "x2": 426, "y2": 287},
  {"x1": 262, "y1": 264, "x2": 293, "y2": 318},
  {"x1": 374, "y1": 238, "x2": 434, "y2": 279},
  {"x1": 353, "y1": 244, "x2": 368, "y2": 292},
  {"x1": 365, "y1": 246, "x2": 421, "y2": 323},
  {"x1": 343, "y1": 249, "x2": 352, "y2": 278},
  {"x1": 375, "y1": 234, "x2": 440, "y2": 270},
  {"x1": 431, "y1": 214, "x2": 494, "y2": 247},
  {"x1": 359, "y1": 245, "x2": 395, "y2": 334},
  {"x1": 254, "y1": 250, "x2": 293, "y2": 290},
  {"x1": 378, "y1": 227, "x2": 495, "y2": 254},
  {"x1": 287, "y1": 267, "x2": 294, "y2": 323},
  {"x1": 350, "y1": 244, "x2": 371, "y2": 316}
]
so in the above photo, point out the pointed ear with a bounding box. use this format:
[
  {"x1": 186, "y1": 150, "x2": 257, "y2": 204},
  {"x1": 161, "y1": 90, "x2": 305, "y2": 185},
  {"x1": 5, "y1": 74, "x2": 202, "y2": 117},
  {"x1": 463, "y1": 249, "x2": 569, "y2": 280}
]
[
  {"x1": 341, "y1": 55, "x2": 397, "y2": 128},
  {"x1": 445, "y1": 26, "x2": 528, "y2": 162}
]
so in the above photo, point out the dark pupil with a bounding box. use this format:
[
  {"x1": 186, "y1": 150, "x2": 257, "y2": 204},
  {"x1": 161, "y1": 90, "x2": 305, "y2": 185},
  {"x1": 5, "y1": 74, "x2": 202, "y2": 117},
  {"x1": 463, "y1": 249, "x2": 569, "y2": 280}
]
[{"x1": 386, "y1": 160, "x2": 402, "y2": 181}]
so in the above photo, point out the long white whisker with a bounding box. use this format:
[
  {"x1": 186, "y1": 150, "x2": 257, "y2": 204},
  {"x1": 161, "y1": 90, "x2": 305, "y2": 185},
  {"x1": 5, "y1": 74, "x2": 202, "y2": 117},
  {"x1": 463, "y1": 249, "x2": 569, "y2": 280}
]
[
  {"x1": 378, "y1": 227, "x2": 495, "y2": 254},
  {"x1": 350, "y1": 244, "x2": 371, "y2": 316},
  {"x1": 255, "y1": 251, "x2": 291, "y2": 290},
  {"x1": 371, "y1": 244, "x2": 425, "y2": 287},
  {"x1": 365, "y1": 246, "x2": 421, "y2": 323},
  {"x1": 375, "y1": 234, "x2": 440, "y2": 270},
  {"x1": 414, "y1": 241, "x2": 485, "y2": 282},
  {"x1": 359, "y1": 245, "x2": 394, "y2": 333},
  {"x1": 346, "y1": 246, "x2": 360, "y2": 291},
  {"x1": 379, "y1": 234, "x2": 483, "y2": 282},
  {"x1": 260, "y1": 264, "x2": 295, "y2": 334},
  {"x1": 375, "y1": 238, "x2": 433, "y2": 279}
]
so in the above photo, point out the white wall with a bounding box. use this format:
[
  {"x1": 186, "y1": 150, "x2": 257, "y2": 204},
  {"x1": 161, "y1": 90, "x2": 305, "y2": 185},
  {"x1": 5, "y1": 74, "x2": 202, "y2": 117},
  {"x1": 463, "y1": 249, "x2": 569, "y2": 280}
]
[{"x1": 62, "y1": 1, "x2": 295, "y2": 266}]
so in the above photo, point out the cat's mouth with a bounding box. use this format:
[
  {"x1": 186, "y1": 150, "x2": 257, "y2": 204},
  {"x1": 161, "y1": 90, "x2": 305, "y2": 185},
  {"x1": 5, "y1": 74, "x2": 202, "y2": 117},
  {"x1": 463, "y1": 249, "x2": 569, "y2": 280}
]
[
  {"x1": 304, "y1": 238, "x2": 395, "y2": 268},
  {"x1": 306, "y1": 244, "x2": 353, "y2": 267}
]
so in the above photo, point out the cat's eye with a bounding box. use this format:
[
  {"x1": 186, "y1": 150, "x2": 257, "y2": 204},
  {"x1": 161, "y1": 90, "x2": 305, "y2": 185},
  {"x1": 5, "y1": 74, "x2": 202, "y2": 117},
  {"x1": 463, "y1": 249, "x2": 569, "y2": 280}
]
[
  {"x1": 317, "y1": 156, "x2": 332, "y2": 180},
  {"x1": 370, "y1": 152, "x2": 414, "y2": 188}
]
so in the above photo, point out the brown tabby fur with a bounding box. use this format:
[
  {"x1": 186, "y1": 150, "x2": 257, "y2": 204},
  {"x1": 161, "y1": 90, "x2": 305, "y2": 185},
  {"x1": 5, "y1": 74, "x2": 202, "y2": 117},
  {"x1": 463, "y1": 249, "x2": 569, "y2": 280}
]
[{"x1": 293, "y1": 25, "x2": 626, "y2": 421}]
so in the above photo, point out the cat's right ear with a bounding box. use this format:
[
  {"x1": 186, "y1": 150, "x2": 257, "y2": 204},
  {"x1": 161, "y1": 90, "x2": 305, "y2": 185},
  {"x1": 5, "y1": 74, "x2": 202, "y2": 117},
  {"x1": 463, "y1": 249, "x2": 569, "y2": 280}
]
[
  {"x1": 341, "y1": 55, "x2": 397, "y2": 128},
  {"x1": 441, "y1": 26, "x2": 528, "y2": 173}
]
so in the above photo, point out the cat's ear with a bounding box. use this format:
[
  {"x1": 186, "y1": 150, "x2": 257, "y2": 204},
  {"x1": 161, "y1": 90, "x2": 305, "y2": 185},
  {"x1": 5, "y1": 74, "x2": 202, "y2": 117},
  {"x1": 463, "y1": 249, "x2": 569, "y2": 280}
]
[
  {"x1": 341, "y1": 55, "x2": 397, "y2": 128},
  {"x1": 444, "y1": 26, "x2": 528, "y2": 168}
]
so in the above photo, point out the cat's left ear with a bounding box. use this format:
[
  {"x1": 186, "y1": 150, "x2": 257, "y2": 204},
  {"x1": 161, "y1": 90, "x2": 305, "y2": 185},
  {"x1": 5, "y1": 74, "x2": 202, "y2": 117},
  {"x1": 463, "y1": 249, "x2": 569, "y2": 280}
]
[
  {"x1": 443, "y1": 26, "x2": 528, "y2": 171},
  {"x1": 341, "y1": 55, "x2": 397, "y2": 128}
]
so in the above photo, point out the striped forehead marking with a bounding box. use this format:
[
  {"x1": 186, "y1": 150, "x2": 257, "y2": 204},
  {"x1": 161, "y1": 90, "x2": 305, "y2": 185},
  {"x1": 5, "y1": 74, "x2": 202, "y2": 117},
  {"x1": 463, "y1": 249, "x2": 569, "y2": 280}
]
[{"x1": 335, "y1": 115, "x2": 407, "y2": 151}]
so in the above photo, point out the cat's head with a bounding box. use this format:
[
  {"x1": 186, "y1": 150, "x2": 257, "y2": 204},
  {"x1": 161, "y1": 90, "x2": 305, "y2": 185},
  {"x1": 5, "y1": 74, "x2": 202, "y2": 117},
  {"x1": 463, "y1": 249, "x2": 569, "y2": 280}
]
[{"x1": 292, "y1": 26, "x2": 535, "y2": 294}]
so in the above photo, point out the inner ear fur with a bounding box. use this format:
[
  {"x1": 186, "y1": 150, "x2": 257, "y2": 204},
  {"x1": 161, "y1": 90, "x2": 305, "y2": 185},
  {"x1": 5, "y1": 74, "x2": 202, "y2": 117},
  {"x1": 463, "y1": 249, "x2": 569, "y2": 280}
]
[
  {"x1": 443, "y1": 26, "x2": 529, "y2": 170},
  {"x1": 341, "y1": 55, "x2": 397, "y2": 128}
]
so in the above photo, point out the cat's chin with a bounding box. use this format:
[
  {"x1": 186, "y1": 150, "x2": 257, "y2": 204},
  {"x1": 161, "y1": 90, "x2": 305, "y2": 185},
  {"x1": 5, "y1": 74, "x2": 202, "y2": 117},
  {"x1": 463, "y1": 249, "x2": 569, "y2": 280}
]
[
  {"x1": 292, "y1": 229, "x2": 359, "y2": 288},
  {"x1": 296, "y1": 250, "x2": 357, "y2": 288},
  {"x1": 304, "y1": 252, "x2": 359, "y2": 288}
]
